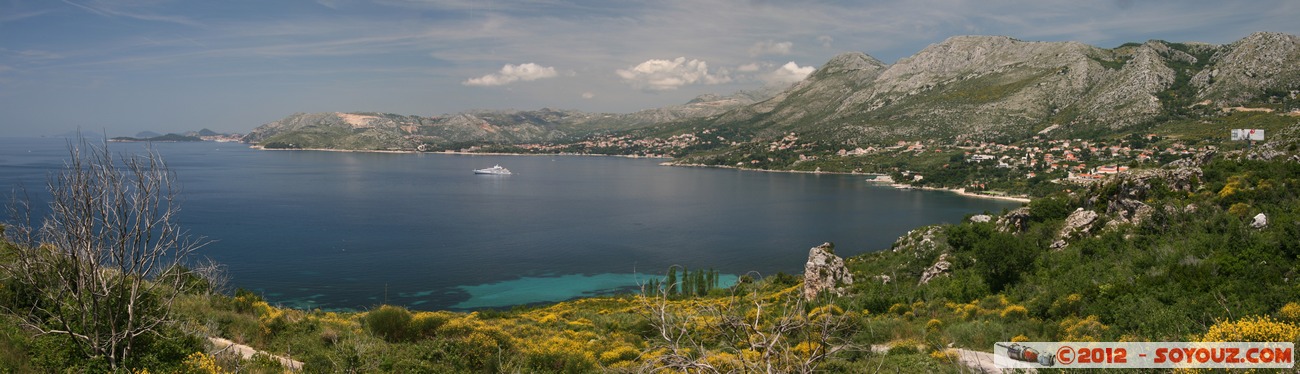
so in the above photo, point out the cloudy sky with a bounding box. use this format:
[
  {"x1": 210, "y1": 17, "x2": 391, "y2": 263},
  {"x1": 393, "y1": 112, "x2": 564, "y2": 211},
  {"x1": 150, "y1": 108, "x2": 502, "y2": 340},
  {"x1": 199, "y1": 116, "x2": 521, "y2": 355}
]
[{"x1": 1, "y1": 0, "x2": 1297, "y2": 136}]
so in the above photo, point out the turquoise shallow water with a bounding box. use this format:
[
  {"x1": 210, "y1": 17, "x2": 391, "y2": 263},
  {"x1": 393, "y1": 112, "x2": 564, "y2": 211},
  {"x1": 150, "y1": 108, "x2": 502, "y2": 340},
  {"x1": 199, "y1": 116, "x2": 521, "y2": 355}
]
[
  {"x1": 448, "y1": 273, "x2": 740, "y2": 309},
  {"x1": 0, "y1": 137, "x2": 1021, "y2": 311}
]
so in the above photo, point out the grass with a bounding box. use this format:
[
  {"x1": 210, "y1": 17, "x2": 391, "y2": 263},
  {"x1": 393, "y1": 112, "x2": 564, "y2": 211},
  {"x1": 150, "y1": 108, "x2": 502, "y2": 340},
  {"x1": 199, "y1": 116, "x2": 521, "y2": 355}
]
[
  {"x1": 1151, "y1": 111, "x2": 1299, "y2": 143},
  {"x1": 930, "y1": 70, "x2": 1054, "y2": 105}
]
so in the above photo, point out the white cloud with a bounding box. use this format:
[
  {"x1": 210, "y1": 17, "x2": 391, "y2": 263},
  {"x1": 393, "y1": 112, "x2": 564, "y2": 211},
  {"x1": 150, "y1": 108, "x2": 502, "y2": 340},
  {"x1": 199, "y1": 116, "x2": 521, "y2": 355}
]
[
  {"x1": 737, "y1": 62, "x2": 762, "y2": 72},
  {"x1": 463, "y1": 63, "x2": 559, "y2": 86},
  {"x1": 62, "y1": 0, "x2": 204, "y2": 27},
  {"x1": 748, "y1": 40, "x2": 793, "y2": 57},
  {"x1": 616, "y1": 57, "x2": 731, "y2": 91},
  {"x1": 581, "y1": 92, "x2": 595, "y2": 99},
  {"x1": 315, "y1": 0, "x2": 351, "y2": 9},
  {"x1": 764, "y1": 62, "x2": 815, "y2": 84},
  {"x1": 817, "y1": 35, "x2": 834, "y2": 48}
]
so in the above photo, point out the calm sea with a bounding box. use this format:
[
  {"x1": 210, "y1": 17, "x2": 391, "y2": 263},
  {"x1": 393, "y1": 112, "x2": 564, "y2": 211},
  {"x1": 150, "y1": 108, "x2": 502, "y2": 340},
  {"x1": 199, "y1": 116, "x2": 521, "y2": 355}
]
[{"x1": 0, "y1": 137, "x2": 1020, "y2": 311}]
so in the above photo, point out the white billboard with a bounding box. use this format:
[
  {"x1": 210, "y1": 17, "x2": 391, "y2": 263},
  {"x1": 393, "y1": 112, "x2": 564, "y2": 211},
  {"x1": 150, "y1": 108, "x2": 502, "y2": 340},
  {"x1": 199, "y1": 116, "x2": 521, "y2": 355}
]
[{"x1": 1231, "y1": 129, "x2": 1265, "y2": 141}]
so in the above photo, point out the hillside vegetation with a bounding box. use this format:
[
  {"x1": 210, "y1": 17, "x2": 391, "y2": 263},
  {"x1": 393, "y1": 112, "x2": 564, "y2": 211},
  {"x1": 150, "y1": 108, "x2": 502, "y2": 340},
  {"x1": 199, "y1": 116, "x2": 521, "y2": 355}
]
[{"x1": 5, "y1": 129, "x2": 1300, "y2": 372}]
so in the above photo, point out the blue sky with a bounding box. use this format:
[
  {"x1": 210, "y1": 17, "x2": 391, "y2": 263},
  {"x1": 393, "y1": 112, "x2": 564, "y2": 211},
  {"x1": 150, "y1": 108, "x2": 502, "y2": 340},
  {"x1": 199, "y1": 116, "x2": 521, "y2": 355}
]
[{"x1": 1, "y1": 0, "x2": 1297, "y2": 136}]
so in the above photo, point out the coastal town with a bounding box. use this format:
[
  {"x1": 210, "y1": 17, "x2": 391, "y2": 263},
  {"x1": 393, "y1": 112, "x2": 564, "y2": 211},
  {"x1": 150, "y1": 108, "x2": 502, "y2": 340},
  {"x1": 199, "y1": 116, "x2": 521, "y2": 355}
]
[{"x1": 467, "y1": 127, "x2": 1226, "y2": 198}]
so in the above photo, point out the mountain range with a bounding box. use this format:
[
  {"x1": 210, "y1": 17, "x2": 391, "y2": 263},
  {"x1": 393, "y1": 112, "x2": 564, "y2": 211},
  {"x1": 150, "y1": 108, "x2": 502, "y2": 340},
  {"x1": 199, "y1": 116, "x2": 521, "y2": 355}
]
[
  {"x1": 242, "y1": 87, "x2": 782, "y2": 150},
  {"x1": 245, "y1": 32, "x2": 1300, "y2": 153}
]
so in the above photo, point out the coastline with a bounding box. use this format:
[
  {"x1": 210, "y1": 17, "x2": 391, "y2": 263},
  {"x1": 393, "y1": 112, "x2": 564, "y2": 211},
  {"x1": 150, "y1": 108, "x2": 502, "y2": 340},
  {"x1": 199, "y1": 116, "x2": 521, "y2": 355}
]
[
  {"x1": 661, "y1": 161, "x2": 865, "y2": 176},
  {"x1": 664, "y1": 162, "x2": 1031, "y2": 203},
  {"x1": 247, "y1": 145, "x2": 672, "y2": 159},
  {"x1": 248, "y1": 145, "x2": 1031, "y2": 203},
  {"x1": 888, "y1": 184, "x2": 1032, "y2": 203}
]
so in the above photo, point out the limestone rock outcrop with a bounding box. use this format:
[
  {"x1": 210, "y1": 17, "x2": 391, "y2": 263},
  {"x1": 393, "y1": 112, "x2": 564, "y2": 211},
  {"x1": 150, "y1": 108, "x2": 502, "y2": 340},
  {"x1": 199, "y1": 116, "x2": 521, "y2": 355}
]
[
  {"x1": 996, "y1": 207, "x2": 1032, "y2": 233},
  {"x1": 891, "y1": 226, "x2": 946, "y2": 255},
  {"x1": 1108, "y1": 199, "x2": 1155, "y2": 226},
  {"x1": 1053, "y1": 209, "x2": 1099, "y2": 249},
  {"x1": 803, "y1": 242, "x2": 854, "y2": 300},
  {"x1": 918, "y1": 254, "x2": 952, "y2": 285}
]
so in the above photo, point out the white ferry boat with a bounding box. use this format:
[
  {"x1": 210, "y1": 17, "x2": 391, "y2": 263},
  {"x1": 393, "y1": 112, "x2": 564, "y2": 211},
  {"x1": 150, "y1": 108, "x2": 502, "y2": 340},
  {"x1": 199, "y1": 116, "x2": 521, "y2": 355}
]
[{"x1": 473, "y1": 165, "x2": 512, "y2": 175}]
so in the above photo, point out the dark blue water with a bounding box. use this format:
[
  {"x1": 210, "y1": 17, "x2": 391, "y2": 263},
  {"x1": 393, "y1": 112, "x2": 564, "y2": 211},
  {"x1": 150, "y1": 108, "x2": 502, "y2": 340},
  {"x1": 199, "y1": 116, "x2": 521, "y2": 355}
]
[{"x1": 0, "y1": 137, "x2": 1021, "y2": 310}]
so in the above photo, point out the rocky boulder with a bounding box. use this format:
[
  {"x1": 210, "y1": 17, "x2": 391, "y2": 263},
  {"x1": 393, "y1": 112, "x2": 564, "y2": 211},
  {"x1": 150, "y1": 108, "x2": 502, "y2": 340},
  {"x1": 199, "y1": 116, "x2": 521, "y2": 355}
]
[
  {"x1": 1252, "y1": 213, "x2": 1269, "y2": 229},
  {"x1": 996, "y1": 207, "x2": 1032, "y2": 233},
  {"x1": 1054, "y1": 209, "x2": 1099, "y2": 249},
  {"x1": 969, "y1": 215, "x2": 992, "y2": 223},
  {"x1": 1108, "y1": 198, "x2": 1155, "y2": 226},
  {"x1": 1101, "y1": 167, "x2": 1203, "y2": 202},
  {"x1": 803, "y1": 242, "x2": 855, "y2": 300},
  {"x1": 891, "y1": 226, "x2": 947, "y2": 256},
  {"x1": 1165, "y1": 149, "x2": 1217, "y2": 168},
  {"x1": 918, "y1": 253, "x2": 952, "y2": 285}
]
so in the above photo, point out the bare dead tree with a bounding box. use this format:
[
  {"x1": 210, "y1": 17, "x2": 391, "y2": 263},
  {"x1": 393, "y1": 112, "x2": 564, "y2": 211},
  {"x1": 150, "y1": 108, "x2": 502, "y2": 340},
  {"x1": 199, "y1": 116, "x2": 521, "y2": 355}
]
[
  {"x1": 191, "y1": 257, "x2": 230, "y2": 296},
  {"x1": 0, "y1": 138, "x2": 208, "y2": 369},
  {"x1": 636, "y1": 281, "x2": 719, "y2": 373},
  {"x1": 636, "y1": 273, "x2": 857, "y2": 374}
]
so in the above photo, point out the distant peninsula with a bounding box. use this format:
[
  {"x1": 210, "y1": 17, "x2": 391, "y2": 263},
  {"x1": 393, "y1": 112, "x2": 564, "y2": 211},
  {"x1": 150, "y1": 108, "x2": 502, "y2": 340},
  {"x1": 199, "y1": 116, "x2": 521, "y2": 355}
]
[
  {"x1": 109, "y1": 129, "x2": 245, "y2": 143},
  {"x1": 111, "y1": 133, "x2": 204, "y2": 142}
]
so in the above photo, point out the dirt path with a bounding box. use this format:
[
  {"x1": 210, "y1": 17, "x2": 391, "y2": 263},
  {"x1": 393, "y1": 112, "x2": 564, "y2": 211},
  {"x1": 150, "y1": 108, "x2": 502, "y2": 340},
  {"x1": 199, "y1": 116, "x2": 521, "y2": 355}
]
[
  {"x1": 209, "y1": 337, "x2": 304, "y2": 371},
  {"x1": 953, "y1": 348, "x2": 1019, "y2": 373},
  {"x1": 871, "y1": 345, "x2": 1033, "y2": 373}
]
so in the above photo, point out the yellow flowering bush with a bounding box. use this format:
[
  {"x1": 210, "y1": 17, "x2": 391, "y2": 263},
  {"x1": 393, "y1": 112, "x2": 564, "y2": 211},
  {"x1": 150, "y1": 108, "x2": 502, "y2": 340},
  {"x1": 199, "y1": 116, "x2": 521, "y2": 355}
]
[
  {"x1": 252, "y1": 301, "x2": 292, "y2": 337},
  {"x1": 523, "y1": 335, "x2": 597, "y2": 372},
  {"x1": 886, "y1": 338, "x2": 923, "y2": 354},
  {"x1": 706, "y1": 351, "x2": 743, "y2": 371},
  {"x1": 179, "y1": 352, "x2": 226, "y2": 374},
  {"x1": 925, "y1": 318, "x2": 944, "y2": 333},
  {"x1": 947, "y1": 302, "x2": 981, "y2": 320},
  {"x1": 1201, "y1": 315, "x2": 1300, "y2": 343},
  {"x1": 1218, "y1": 180, "x2": 1241, "y2": 200},
  {"x1": 1278, "y1": 302, "x2": 1300, "y2": 322},
  {"x1": 792, "y1": 341, "x2": 823, "y2": 361},
  {"x1": 409, "y1": 310, "x2": 454, "y2": 338},
  {"x1": 1227, "y1": 202, "x2": 1252, "y2": 217},
  {"x1": 1060, "y1": 315, "x2": 1109, "y2": 341},
  {"x1": 809, "y1": 304, "x2": 845, "y2": 321},
  {"x1": 454, "y1": 331, "x2": 504, "y2": 367},
  {"x1": 436, "y1": 316, "x2": 481, "y2": 338},
  {"x1": 1050, "y1": 293, "x2": 1083, "y2": 316},
  {"x1": 598, "y1": 345, "x2": 640, "y2": 366},
  {"x1": 534, "y1": 312, "x2": 561, "y2": 324},
  {"x1": 1011, "y1": 334, "x2": 1030, "y2": 342},
  {"x1": 929, "y1": 348, "x2": 959, "y2": 361},
  {"x1": 1000, "y1": 305, "x2": 1029, "y2": 320}
]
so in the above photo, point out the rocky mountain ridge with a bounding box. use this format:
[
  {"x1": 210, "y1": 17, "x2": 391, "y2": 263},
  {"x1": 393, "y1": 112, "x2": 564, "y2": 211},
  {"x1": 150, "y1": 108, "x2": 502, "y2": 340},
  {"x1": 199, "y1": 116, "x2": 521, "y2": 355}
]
[
  {"x1": 243, "y1": 87, "x2": 784, "y2": 150},
  {"x1": 246, "y1": 32, "x2": 1300, "y2": 153},
  {"x1": 701, "y1": 33, "x2": 1295, "y2": 144}
]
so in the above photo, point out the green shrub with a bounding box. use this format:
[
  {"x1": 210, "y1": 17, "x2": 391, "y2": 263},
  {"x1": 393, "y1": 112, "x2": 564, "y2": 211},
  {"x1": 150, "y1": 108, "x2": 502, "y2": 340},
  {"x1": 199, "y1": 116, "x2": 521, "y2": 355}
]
[
  {"x1": 1028, "y1": 192, "x2": 1073, "y2": 222},
  {"x1": 364, "y1": 305, "x2": 413, "y2": 342},
  {"x1": 409, "y1": 311, "x2": 455, "y2": 339},
  {"x1": 524, "y1": 349, "x2": 597, "y2": 374}
]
